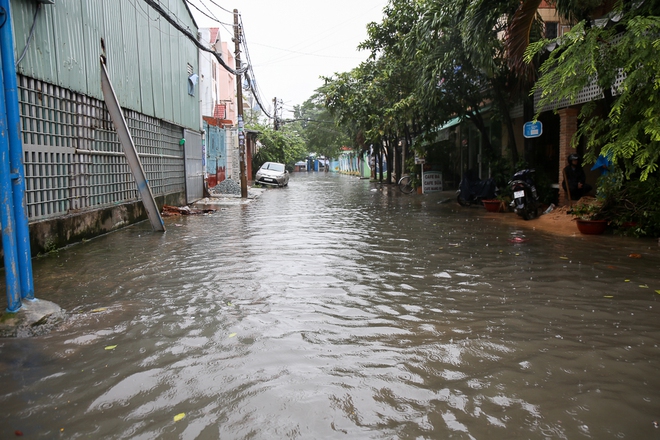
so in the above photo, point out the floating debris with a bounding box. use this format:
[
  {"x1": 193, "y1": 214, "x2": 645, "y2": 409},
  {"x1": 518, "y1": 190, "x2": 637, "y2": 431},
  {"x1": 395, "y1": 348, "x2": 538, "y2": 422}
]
[{"x1": 162, "y1": 205, "x2": 216, "y2": 217}]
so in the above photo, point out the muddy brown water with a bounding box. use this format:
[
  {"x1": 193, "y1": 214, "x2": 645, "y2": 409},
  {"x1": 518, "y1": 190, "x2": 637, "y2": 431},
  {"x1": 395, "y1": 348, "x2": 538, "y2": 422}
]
[{"x1": 1, "y1": 173, "x2": 660, "y2": 439}]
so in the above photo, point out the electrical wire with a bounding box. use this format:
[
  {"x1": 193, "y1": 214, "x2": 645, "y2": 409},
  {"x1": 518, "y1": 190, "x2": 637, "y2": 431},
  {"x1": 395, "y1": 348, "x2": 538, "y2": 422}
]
[
  {"x1": 202, "y1": 0, "x2": 233, "y2": 15},
  {"x1": 15, "y1": 3, "x2": 41, "y2": 67},
  {"x1": 281, "y1": 118, "x2": 337, "y2": 125},
  {"x1": 239, "y1": 15, "x2": 274, "y2": 120},
  {"x1": 142, "y1": 0, "x2": 248, "y2": 76},
  {"x1": 184, "y1": 0, "x2": 233, "y2": 27}
]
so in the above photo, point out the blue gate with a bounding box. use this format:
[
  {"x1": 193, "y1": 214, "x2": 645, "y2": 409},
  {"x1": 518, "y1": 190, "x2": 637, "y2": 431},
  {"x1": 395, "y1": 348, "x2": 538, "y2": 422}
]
[{"x1": 205, "y1": 123, "x2": 227, "y2": 187}]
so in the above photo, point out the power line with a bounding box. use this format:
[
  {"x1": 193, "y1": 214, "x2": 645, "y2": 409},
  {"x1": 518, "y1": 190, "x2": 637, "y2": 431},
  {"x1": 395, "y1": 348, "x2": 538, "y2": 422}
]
[
  {"x1": 142, "y1": 0, "x2": 248, "y2": 76},
  {"x1": 239, "y1": 14, "x2": 273, "y2": 120},
  {"x1": 184, "y1": 0, "x2": 234, "y2": 27},
  {"x1": 282, "y1": 118, "x2": 337, "y2": 125},
  {"x1": 202, "y1": 0, "x2": 233, "y2": 15}
]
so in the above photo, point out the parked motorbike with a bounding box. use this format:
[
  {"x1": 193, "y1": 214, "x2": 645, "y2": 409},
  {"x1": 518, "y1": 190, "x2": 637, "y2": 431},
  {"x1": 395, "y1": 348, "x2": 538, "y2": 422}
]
[
  {"x1": 509, "y1": 169, "x2": 539, "y2": 220},
  {"x1": 457, "y1": 170, "x2": 497, "y2": 206}
]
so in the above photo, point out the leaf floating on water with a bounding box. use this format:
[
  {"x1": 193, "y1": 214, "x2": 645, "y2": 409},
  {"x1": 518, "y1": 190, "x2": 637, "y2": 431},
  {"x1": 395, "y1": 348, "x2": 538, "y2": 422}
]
[
  {"x1": 628, "y1": 253, "x2": 642, "y2": 258},
  {"x1": 559, "y1": 256, "x2": 569, "y2": 260},
  {"x1": 91, "y1": 308, "x2": 107, "y2": 313},
  {"x1": 604, "y1": 295, "x2": 614, "y2": 298},
  {"x1": 104, "y1": 345, "x2": 117, "y2": 350},
  {"x1": 639, "y1": 285, "x2": 649, "y2": 288},
  {"x1": 173, "y1": 413, "x2": 186, "y2": 422},
  {"x1": 656, "y1": 290, "x2": 660, "y2": 295},
  {"x1": 625, "y1": 279, "x2": 631, "y2": 282},
  {"x1": 228, "y1": 333, "x2": 237, "y2": 338}
]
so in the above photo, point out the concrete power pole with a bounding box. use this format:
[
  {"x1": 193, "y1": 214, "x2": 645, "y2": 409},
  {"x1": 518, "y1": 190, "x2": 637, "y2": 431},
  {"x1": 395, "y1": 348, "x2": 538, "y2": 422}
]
[
  {"x1": 234, "y1": 9, "x2": 248, "y2": 198},
  {"x1": 273, "y1": 97, "x2": 278, "y2": 130}
]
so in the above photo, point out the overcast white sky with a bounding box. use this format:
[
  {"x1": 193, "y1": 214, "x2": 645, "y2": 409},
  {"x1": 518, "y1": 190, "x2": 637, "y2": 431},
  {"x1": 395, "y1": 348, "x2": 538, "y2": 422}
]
[{"x1": 186, "y1": 0, "x2": 389, "y2": 117}]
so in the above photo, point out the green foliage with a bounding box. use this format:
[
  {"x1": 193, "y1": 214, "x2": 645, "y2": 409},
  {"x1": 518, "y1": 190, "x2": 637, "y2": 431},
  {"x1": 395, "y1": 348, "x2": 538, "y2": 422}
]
[
  {"x1": 528, "y1": 8, "x2": 660, "y2": 181},
  {"x1": 598, "y1": 170, "x2": 660, "y2": 237},
  {"x1": 249, "y1": 123, "x2": 307, "y2": 173},
  {"x1": 569, "y1": 199, "x2": 605, "y2": 221},
  {"x1": 293, "y1": 96, "x2": 349, "y2": 159}
]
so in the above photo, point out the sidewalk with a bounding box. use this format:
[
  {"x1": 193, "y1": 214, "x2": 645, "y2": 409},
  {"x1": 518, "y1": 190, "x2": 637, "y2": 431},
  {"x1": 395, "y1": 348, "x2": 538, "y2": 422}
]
[
  {"x1": 421, "y1": 189, "x2": 580, "y2": 237},
  {"x1": 193, "y1": 187, "x2": 266, "y2": 207}
]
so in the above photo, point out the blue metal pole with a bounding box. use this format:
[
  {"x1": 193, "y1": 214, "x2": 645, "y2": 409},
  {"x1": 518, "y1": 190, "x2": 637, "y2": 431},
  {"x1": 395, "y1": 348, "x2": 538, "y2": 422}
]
[
  {"x1": 0, "y1": 54, "x2": 22, "y2": 313},
  {"x1": 0, "y1": 0, "x2": 34, "y2": 300}
]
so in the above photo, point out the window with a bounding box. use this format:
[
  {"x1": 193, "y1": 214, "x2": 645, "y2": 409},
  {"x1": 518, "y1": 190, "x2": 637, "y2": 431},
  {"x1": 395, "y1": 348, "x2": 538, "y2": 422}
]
[{"x1": 545, "y1": 22, "x2": 558, "y2": 39}]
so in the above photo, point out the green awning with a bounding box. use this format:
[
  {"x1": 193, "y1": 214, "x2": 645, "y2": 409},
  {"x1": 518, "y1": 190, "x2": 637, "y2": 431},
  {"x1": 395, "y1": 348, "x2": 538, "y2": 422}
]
[{"x1": 438, "y1": 116, "x2": 461, "y2": 131}]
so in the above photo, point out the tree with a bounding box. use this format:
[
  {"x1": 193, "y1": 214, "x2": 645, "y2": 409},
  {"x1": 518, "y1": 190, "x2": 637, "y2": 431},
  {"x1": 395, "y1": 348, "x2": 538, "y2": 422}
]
[
  {"x1": 292, "y1": 96, "x2": 350, "y2": 161},
  {"x1": 250, "y1": 123, "x2": 307, "y2": 172},
  {"x1": 527, "y1": 2, "x2": 660, "y2": 180}
]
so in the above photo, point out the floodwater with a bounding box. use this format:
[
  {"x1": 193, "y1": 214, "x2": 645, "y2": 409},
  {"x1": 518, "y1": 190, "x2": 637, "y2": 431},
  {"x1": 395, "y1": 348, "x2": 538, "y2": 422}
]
[{"x1": 1, "y1": 172, "x2": 660, "y2": 439}]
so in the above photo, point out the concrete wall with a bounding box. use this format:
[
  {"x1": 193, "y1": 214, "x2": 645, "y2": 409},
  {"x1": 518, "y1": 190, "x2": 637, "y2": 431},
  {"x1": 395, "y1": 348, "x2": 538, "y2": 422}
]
[{"x1": 28, "y1": 192, "x2": 185, "y2": 256}]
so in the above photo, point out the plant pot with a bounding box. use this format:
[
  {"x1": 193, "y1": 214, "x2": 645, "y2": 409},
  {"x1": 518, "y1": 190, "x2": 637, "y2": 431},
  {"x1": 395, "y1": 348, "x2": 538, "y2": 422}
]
[
  {"x1": 417, "y1": 186, "x2": 423, "y2": 194},
  {"x1": 576, "y1": 219, "x2": 607, "y2": 235},
  {"x1": 482, "y1": 199, "x2": 503, "y2": 212}
]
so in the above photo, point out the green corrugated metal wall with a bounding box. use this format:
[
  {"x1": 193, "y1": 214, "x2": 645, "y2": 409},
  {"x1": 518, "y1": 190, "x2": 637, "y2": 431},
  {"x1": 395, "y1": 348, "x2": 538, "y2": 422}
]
[{"x1": 10, "y1": 0, "x2": 200, "y2": 130}]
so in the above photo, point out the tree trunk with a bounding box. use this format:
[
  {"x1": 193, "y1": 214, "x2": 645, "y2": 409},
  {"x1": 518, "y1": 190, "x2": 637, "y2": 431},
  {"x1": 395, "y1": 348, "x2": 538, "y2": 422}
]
[
  {"x1": 492, "y1": 80, "x2": 519, "y2": 165},
  {"x1": 386, "y1": 136, "x2": 394, "y2": 184},
  {"x1": 377, "y1": 142, "x2": 384, "y2": 182},
  {"x1": 396, "y1": 135, "x2": 403, "y2": 183},
  {"x1": 466, "y1": 109, "x2": 494, "y2": 158}
]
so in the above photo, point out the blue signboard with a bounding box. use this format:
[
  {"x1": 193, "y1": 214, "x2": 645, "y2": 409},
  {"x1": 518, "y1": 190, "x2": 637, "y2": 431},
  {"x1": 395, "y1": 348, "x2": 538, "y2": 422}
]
[{"x1": 523, "y1": 121, "x2": 543, "y2": 138}]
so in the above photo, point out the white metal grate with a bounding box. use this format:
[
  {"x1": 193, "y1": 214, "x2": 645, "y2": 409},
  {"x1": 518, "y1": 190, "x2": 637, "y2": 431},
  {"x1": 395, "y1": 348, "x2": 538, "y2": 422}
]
[
  {"x1": 535, "y1": 33, "x2": 626, "y2": 112},
  {"x1": 17, "y1": 75, "x2": 186, "y2": 222}
]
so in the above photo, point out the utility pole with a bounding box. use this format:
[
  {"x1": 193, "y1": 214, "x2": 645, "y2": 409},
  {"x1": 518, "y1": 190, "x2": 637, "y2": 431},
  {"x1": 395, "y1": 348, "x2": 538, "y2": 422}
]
[
  {"x1": 234, "y1": 9, "x2": 248, "y2": 198},
  {"x1": 273, "y1": 97, "x2": 278, "y2": 130}
]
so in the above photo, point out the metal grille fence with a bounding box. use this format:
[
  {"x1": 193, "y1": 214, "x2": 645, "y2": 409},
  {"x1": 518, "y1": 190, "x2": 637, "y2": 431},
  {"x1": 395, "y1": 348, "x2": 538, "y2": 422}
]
[{"x1": 18, "y1": 75, "x2": 185, "y2": 222}]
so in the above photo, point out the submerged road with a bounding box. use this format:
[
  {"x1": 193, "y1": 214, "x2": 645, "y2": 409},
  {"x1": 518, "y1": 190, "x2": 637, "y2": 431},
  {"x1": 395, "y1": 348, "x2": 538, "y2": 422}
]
[{"x1": 1, "y1": 172, "x2": 660, "y2": 439}]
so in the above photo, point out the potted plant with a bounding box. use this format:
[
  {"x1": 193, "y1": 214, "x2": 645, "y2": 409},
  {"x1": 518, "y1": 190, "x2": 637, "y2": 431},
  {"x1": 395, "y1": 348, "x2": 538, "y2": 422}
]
[
  {"x1": 570, "y1": 199, "x2": 608, "y2": 234},
  {"x1": 482, "y1": 198, "x2": 505, "y2": 212},
  {"x1": 482, "y1": 186, "x2": 512, "y2": 213}
]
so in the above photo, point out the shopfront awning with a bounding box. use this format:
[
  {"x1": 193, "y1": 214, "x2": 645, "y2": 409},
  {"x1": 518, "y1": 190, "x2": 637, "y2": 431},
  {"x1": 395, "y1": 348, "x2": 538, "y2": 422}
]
[{"x1": 438, "y1": 116, "x2": 461, "y2": 131}]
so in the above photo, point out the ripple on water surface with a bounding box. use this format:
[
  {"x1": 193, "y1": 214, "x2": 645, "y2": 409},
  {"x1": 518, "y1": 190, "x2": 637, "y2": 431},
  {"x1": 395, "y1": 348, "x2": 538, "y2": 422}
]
[{"x1": 1, "y1": 173, "x2": 659, "y2": 439}]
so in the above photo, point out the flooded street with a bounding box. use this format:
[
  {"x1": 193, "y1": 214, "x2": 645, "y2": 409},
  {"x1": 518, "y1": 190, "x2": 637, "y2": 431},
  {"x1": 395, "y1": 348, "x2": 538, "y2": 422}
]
[{"x1": 1, "y1": 172, "x2": 660, "y2": 439}]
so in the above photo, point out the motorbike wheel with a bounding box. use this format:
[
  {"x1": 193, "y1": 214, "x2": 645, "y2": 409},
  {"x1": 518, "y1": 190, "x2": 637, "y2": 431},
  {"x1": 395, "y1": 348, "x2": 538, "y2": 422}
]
[
  {"x1": 522, "y1": 205, "x2": 538, "y2": 220},
  {"x1": 457, "y1": 195, "x2": 471, "y2": 206}
]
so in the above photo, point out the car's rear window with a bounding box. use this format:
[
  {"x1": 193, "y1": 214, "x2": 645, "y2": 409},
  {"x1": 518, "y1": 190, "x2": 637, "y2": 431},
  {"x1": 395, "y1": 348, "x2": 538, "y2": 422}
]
[{"x1": 264, "y1": 163, "x2": 284, "y2": 172}]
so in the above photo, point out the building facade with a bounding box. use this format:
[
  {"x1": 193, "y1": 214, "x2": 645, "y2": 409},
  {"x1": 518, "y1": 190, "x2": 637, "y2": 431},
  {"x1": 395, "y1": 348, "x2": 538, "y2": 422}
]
[{"x1": 7, "y1": 0, "x2": 202, "y2": 254}]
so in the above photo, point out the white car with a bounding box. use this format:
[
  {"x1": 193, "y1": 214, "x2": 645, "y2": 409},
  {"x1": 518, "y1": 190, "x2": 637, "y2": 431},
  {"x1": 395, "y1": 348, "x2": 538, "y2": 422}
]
[{"x1": 255, "y1": 162, "x2": 289, "y2": 187}]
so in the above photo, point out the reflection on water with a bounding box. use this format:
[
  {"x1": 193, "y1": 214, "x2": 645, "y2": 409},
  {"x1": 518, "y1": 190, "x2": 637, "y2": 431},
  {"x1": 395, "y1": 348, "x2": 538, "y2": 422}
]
[{"x1": 1, "y1": 173, "x2": 660, "y2": 439}]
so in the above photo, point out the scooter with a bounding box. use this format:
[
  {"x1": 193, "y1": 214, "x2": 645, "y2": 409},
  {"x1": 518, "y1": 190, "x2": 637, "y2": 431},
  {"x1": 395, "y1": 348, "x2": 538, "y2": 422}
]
[
  {"x1": 509, "y1": 169, "x2": 539, "y2": 220},
  {"x1": 457, "y1": 170, "x2": 497, "y2": 206}
]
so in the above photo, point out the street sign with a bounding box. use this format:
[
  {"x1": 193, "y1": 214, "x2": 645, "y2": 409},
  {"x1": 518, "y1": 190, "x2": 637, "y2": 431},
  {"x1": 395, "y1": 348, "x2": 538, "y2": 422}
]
[
  {"x1": 422, "y1": 171, "x2": 443, "y2": 193},
  {"x1": 523, "y1": 121, "x2": 543, "y2": 138}
]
